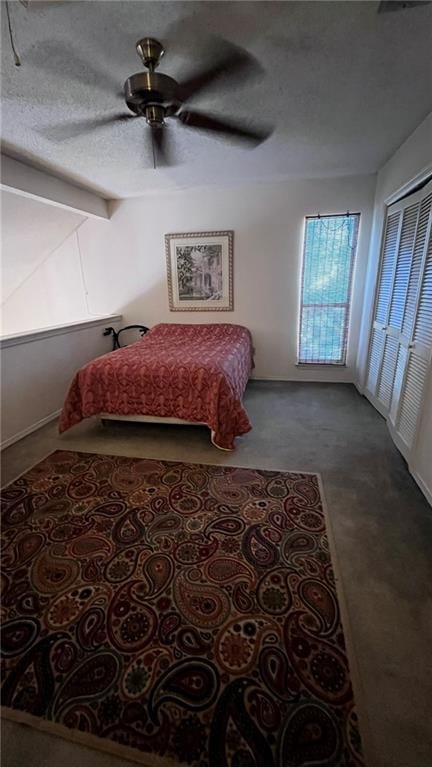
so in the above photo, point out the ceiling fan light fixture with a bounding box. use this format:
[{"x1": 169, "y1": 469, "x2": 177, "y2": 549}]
[{"x1": 145, "y1": 104, "x2": 165, "y2": 127}]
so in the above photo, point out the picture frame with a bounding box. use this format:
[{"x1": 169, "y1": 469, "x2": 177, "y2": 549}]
[{"x1": 165, "y1": 230, "x2": 233, "y2": 311}]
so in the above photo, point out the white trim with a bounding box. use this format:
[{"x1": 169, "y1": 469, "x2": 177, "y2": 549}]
[
  {"x1": 250, "y1": 376, "x2": 295, "y2": 381},
  {"x1": 1, "y1": 409, "x2": 60, "y2": 451},
  {"x1": 360, "y1": 392, "x2": 432, "y2": 508},
  {"x1": 384, "y1": 164, "x2": 432, "y2": 206},
  {"x1": 363, "y1": 389, "x2": 388, "y2": 420},
  {"x1": 356, "y1": 201, "x2": 389, "y2": 390},
  {"x1": 1, "y1": 154, "x2": 109, "y2": 220},
  {"x1": 411, "y1": 469, "x2": 432, "y2": 507},
  {"x1": 250, "y1": 374, "x2": 354, "y2": 382},
  {"x1": 296, "y1": 363, "x2": 348, "y2": 368},
  {"x1": 387, "y1": 178, "x2": 432, "y2": 214},
  {"x1": 0, "y1": 315, "x2": 122, "y2": 349},
  {"x1": 387, "y1": 420, "x2": 410, "y2": 460}
]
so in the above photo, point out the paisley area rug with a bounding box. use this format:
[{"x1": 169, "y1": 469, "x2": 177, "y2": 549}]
[{"x1": 1, "y1": 451, "x2": 363, "y2": 767}]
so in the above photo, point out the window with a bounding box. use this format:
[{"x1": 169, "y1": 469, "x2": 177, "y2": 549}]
[{"x1": 298, "y1": 213, "x2": 360, "y2": 365}]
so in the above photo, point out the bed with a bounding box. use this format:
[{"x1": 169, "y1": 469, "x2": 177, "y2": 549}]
[{"x1": 59, "y1": 323, "x2": 254, "y2": 450}]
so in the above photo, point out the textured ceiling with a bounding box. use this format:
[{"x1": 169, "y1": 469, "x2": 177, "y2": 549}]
[{"x1": 1, "y1": 0, "x2": 432, "y2": 198}]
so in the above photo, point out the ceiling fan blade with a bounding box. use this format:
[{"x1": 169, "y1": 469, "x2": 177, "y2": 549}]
[
  {"x1": 27, "y1": 41, "x2": 123, "y2": 97},
  {"x1": 176, "y1": 110, "x2": 272, "y2": 146},
  {"x1": 40, "y1": 113, "x2": 138, "y2": 142},
  {"x1": 150, "y1": 125, "x2": 173, "y2": 168},
  {"x1": 175, "y1": 39, "x2": 262, "y2": 103},
  {"x1": 378, "y1": 0, "x2": 431, "y2": 11}
]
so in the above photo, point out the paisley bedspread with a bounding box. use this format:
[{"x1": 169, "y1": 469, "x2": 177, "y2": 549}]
[{"x1": 59, "y1": 323, "x2": 254, "y2": 450}]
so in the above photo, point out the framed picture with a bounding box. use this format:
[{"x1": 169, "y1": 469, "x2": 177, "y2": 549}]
[{"x1": 165, "y1": 230, "x2": 233, "y2": 311}]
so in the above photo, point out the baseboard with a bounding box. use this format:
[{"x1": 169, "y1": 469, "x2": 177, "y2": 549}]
[
  {"x1": 250, "y1": 376, "x2": 294, "y2": 382},
  {"x1": 250, "y1": 376, "x2": 355, "y2": 383},
  {"x1": 1, "y1": 409, "x2": 61, "y2": 451},
  {"x1": 411, "y1": 470, "x2": 432, "y2": 507},
  {"x1": 364, "y1": 401, "x2": 431, "y2": 507}
]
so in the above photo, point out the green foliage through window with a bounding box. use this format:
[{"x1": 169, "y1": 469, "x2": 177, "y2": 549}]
[{"x1": 299, "y1": 214, "x2": 360, "y2": 364}]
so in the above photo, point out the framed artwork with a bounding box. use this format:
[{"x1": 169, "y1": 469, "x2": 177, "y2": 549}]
[{"x1": 165, "y1": 230, "x2": 233, "y2": 311}]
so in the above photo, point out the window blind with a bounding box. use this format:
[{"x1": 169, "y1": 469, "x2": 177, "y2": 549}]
[{"x1": 298, "y1": 213, "x2": 360, "y2": 365}]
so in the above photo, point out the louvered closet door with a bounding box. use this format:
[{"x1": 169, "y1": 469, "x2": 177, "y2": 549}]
[
  {"x1": 365, "y1": 209, "x2": 402, "y2": 404},
  {"x1": 393, "y1": 190, "x2": 432, "y2": 452},
  {"x1": 377, "y1": 201, "x2": 420, "y2": 410},
  {"x1": 365, "y1": 180, "x2": 432, "y2": 456}
]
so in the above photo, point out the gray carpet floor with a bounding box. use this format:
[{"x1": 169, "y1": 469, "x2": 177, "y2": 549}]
[{"x1": 2, "y1": 381, "x2": 432, "y2": 767}]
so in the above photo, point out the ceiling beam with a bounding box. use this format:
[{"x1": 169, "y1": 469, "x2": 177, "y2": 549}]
[{"x1": 0, "y1": 154, "x2": 109, "y2": 220}]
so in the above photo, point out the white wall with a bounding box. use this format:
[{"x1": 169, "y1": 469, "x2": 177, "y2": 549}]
[
  {"x1": 0, "y1": 316, "x2": 121, "y2": 448},
  {"x1": 1, "y1": 190, "x2": 103, "y2": 335},
  {"x1": 0, "y1": 183, "x2": 117, "y2": 449},
  {"x1": 78, "y1": 174, "x2": 375, "y2": 381},
  {"x1": 2, "y1": 223, "x2": 94, "y2": 335},
  {"x1": 357, "y1": 111, "x2": 432, "y2": 502},
  {"x1": 1, "y1": 190, "x2": 84, "y2": 303}
]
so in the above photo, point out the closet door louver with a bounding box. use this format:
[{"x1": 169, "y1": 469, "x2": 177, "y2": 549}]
[
  {"x1": 366, "y1": 328, "x2": 386, "y2": 395},
  {"x1": 396, "y1": 355, "x2": 429, "y2": 449},
  {"x1": 377, "y1": 335, "x2": 399, "y2": 409},
  {"x1": 383, "y1": 201, "x2": 421, "y2": 414},
  {"x1": 389, "y1": 202, "x2": 420, "y2": 332},
  {"x1": 365, "y1": 202, "x2": 421, "y2": 412},
  {"x1": 394, "y1": 192, "x2": 432, "y2": 450},
  {"x1": 412, "y1": 197, "x2": 432, "y2": 348},
  {"x1": 365, "y1": 180, "x2": 432, "y2": 464},
  {"x1": 365, "y1": 210, "x2": 401, "y2": 402}
]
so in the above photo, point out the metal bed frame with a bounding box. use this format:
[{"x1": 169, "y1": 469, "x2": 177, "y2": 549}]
[{"x1": 103, "y1": 324, "x2": 149, "y2": 350}]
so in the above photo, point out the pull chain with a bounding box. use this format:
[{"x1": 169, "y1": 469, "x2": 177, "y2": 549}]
[
  {"x1": 5, "y1": 1, "x2": 21, "y2": 67},
  {"x1": 151, "y1": 128, "x2": 156, "y2": 170}
]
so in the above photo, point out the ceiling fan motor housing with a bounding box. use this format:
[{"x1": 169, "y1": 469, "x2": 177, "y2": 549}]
[
  {"x1": 124, "y1": 38, "x2": 179, "y2": 125},
  {"x1": 124, "y1": 72, "x2": 178, "y2": 123}
]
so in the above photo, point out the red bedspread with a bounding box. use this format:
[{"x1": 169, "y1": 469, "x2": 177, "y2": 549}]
[{"x1": 59, "y1": 323, "x2": 254, "y2": 450}]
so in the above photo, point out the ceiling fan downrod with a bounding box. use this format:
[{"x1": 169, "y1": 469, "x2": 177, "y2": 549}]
[{"x1": 124, "y1": 38, "x2": 177, "y2": 128}]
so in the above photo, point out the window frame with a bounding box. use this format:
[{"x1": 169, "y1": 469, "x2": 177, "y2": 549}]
[{"x1": 297, "y1": 212, "x2": 360, "y2": 366}]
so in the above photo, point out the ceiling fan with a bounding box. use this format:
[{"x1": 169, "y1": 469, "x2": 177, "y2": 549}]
[{"x1": 42, "y1": 37, "x2": 273, "y2": 168}]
